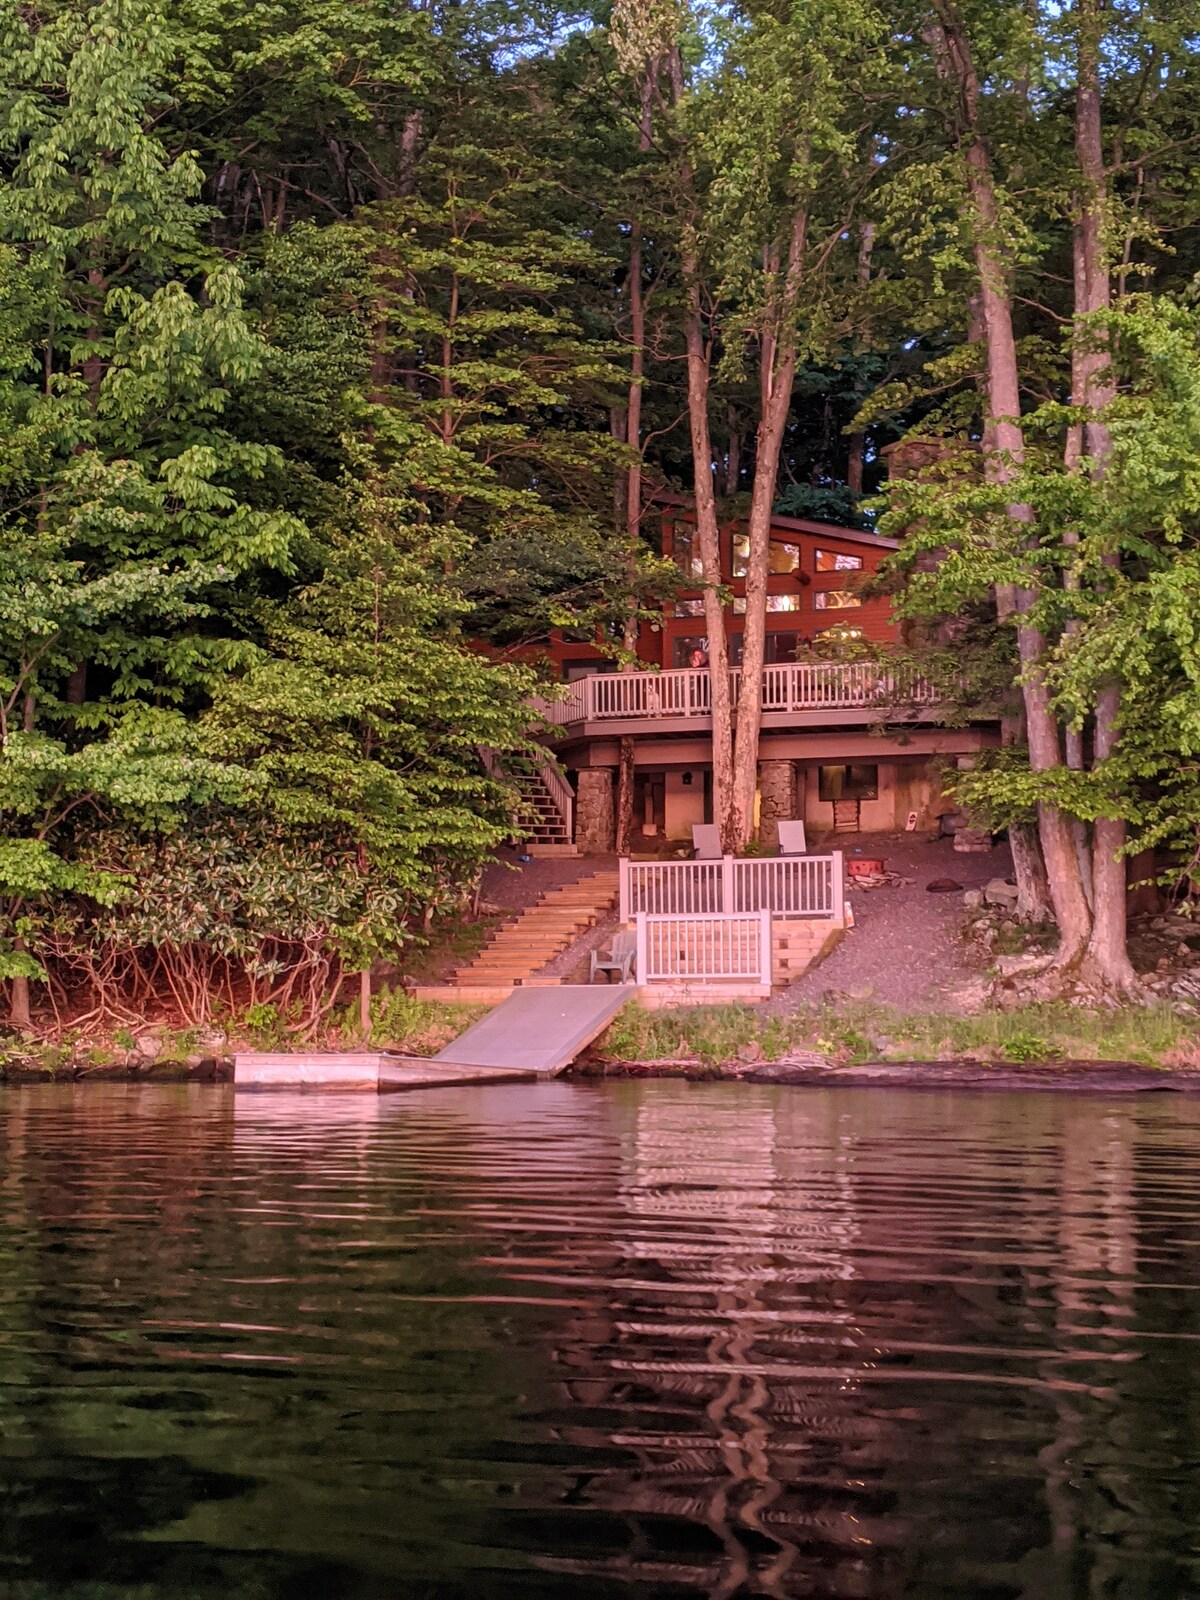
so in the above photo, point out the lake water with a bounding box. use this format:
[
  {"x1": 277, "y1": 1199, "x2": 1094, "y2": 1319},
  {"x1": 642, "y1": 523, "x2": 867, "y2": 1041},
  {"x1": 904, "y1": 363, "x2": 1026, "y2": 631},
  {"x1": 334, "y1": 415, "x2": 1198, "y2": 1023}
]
[{"x1": 2, "y1": 1082, "x2": 1199, "y2": 1599}]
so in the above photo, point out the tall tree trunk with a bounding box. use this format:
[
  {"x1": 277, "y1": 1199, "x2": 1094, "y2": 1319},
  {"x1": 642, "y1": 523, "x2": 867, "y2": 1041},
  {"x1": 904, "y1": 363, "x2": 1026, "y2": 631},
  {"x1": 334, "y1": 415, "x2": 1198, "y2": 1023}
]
[
  {"x1": 846, "y1": 222, "x2": 875, "y2": 496},
  {"x1": 934, "y1": 4, "x2": 1092, "y2": 965},
  {"x1": 1072, "y1": 0, "x2": 1136, "y2": 990},
  {"x1": 725, "y1": 407, "x2": 741, "y2": 496},
  {"x1": 615, "y1": 736, "x2": 635, "y2": 854},
  {"x1": 682, "y1": 274, "x2": 736, "y2": 849},
  {"x1": 669, "y1": 43, "x2": 736, "y2": 846},
  {"x1": 730, "y1": 211, "x2": 807, "y2": 846},
  {"x1": 626, "y1": 224, "x2": 645, "y2": 542}
]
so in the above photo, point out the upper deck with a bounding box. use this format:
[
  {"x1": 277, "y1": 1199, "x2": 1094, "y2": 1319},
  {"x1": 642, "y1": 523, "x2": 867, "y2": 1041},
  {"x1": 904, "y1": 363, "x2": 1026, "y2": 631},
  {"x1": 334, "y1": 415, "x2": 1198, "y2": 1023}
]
[{"x1": 535, "y1": 660, "x2": 941, "y2": 739}]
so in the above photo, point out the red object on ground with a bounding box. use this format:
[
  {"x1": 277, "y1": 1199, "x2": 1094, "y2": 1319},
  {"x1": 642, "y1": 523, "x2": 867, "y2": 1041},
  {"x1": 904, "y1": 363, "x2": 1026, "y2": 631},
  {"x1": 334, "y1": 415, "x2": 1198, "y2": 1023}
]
[{"x1": 847, "y1": 858, "x2": 885, "y2": 878}]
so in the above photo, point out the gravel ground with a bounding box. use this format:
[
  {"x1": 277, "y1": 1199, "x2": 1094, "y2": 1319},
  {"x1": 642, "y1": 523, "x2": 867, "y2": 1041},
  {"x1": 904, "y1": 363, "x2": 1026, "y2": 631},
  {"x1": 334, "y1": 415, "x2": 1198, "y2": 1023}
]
[{"x1": 778, "y1": 831, "x2": 1012, "y2": 1011}]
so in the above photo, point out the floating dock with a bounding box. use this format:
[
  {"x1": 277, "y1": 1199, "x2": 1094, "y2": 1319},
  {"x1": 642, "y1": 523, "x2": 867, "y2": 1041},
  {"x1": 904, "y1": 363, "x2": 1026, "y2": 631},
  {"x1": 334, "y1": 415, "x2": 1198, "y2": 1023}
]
[{"x1": 235, "y1": 984, "x2": 633, "y2": 1091}]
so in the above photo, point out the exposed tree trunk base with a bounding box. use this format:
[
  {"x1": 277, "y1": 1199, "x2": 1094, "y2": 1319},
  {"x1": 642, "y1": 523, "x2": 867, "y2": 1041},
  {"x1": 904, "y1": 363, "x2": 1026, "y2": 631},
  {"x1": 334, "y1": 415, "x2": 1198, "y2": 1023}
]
[
  {"x1": 1008, "y1": 823, "x2": 1053, "y2": 923},
  {"x1": 8, "y1": 974, "x2": 32, "y2": 1032}
]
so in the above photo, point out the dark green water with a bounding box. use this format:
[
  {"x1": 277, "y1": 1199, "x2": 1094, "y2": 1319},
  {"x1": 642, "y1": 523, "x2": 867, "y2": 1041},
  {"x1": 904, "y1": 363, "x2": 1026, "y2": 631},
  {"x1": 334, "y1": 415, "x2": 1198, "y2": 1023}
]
[{"x1": 2, "y1": 1083, "x2": 1200, "y2": 1599}]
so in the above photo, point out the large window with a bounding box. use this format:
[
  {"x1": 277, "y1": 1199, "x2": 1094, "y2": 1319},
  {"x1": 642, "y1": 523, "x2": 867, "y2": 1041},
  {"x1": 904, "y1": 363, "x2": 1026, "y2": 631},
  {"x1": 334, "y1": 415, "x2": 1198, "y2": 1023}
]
[
  {"x1": 732, "y1": 593, "x2": 801, "y2": 614},
  {"x1": 819, "y1": 763, "x2": 878, "y2": 802},
  {"x1": 673, "y1": 635, "x2": 710, "y2": 668},
  {"x1": 815, "y1": 548, "x2": 863, "y2": 572},
  {"x1": 733, "y1": 534, "x2": 801, "y2": 577},
  {"x1": 673, "y1": 598, "x2": 706, "y2": 618},
  {"x1": 814, "y1": 589, "x2": 862, "y2": 610},
  {"x1": 727, "y1": 633, "x2": 798, "y2": 665},
  {"x1": 673, "y1": 523, "x2": 704, "y2": 581}
]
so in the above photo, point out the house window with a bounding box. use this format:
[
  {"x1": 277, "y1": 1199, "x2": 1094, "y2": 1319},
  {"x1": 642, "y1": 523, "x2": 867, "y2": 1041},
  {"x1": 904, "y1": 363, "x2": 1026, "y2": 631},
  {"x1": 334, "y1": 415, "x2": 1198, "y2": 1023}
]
[
  {"x1": 725, "y1": 633, "x2": 798, "y2": 665},
  {"x1": 673, "y1": 597, "x2": 706, "y2": 618},
  {"x1": 733, "y1": 593, "x2": 801, "y2": 614},
  {"x1": 673, "y1": 635, "x2": 710, "y2": 668},
  {"x1": 563, "y1": 659, "x2": 614, "y2": 681},
  {"x1": 673, "y1": 523, "x2": 704, "y2": 581},
  {"x1": 814, "y1": 589, "x2": 862, "y2": 610},
  {"x1": 815, "y1": 548, "x2": 863, "y2": 572},
  {"x1": 732, "y1": 535, "x2": 801, "y2": 577},
  {"x1": 819, "y1": 763, "x2": 878, "y2": 802}
]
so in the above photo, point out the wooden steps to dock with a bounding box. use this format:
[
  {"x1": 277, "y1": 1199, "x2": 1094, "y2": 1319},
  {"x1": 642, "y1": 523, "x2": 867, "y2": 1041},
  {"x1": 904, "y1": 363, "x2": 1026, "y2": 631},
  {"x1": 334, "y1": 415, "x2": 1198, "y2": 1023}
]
[{"x1": 451, "y1": 869, "x2": 619, "y2": 988}]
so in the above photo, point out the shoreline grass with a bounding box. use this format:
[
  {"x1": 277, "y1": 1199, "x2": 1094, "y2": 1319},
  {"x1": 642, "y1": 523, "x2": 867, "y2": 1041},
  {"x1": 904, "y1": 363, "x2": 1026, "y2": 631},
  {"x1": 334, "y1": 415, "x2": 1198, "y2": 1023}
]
[
  {"x1": 594, "y1": 999, "x2": 1198, "y2": 1070},
  {"x1": 3, "y1": 995, "x2": 1195, "y2": 1078}
]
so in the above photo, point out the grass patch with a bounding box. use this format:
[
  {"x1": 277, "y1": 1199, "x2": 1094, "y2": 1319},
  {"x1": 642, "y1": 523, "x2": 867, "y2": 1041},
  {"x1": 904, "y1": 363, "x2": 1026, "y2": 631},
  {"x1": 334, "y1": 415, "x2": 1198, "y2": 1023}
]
[
  {"x1": 595, "y1": 998, "x2": 1194, "y2": 1069},
  {"x1": 359, "y1": 990, "x2": 485, "y2": 1056},
  {"x1": 601, "y1": 1004, "x2": 794, "y2": 1066}
]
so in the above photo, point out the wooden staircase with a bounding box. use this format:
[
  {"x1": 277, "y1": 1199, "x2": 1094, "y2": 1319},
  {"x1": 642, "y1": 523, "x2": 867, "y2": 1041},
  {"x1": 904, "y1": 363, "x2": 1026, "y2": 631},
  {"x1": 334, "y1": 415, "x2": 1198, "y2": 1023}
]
[
  {"x1": 452, "y1": 870, "x2": 619, "y2": 988},
  {"x1": 517, "y1": 765, "x2": 573, "y2": 850}
]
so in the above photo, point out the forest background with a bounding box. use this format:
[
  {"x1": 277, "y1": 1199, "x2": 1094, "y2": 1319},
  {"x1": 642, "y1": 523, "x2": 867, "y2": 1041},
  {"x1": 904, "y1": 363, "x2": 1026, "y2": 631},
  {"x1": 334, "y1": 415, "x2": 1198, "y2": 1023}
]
[{"x1": 1, "y1": 0, "x2": 1199, "y2": 1036}]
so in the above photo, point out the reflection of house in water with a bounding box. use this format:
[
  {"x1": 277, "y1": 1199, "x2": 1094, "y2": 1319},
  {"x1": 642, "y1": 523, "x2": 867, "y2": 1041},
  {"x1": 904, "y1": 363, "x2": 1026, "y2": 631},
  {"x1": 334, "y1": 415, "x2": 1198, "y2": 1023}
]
[
  {"x1": 542, "y1": 1087, "x2": 900, "y2": 1596},
  {"x1": 535, "y1": 1088, "x2": 1154, "y2": 1598}
]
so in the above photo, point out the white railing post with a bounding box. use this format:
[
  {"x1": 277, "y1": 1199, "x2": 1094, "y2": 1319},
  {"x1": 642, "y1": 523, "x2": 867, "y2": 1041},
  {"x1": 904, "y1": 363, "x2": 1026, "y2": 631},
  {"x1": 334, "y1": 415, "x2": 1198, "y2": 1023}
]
[
  {"x1": 619, "y1": 857, "x2": 631, "y2": 923},
  {"x1": 635, "y1": 912, "x2": 647, "y2": 985},
  {"x1": 832, "y1": 850, "x2": 845, "y2": 923},
  {"x1": 760, "y1": 909, "x2": 773, "y2": 987},
  {"x1": 721, "y1": 854, "x2": 736, "y2": 914}
]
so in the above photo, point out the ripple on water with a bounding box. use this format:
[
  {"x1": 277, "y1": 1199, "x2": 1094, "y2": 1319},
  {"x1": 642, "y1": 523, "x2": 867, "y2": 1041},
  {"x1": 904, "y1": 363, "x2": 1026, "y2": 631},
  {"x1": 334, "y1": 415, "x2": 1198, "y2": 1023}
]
[{"x1": 2, "y1": 1079, "x2": 1200, "y2": 1598}]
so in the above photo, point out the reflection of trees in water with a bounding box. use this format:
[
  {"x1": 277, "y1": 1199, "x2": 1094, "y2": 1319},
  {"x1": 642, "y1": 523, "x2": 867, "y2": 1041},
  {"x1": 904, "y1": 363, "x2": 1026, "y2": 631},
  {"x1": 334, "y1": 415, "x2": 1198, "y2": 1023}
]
[
  {"x1": 4, "y1": 1084, "x2": 1200, "y2": 1598},
  {"x1": 540, "y1": 1090, "x2": 1200, "y2": 1599}
]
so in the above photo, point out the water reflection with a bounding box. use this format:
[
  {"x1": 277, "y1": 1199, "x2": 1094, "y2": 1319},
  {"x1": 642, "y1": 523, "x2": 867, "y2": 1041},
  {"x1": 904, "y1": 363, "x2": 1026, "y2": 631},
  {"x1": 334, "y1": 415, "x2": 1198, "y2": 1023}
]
[{"x1": 2, "y1": 1081, "x2": 1200, "y2": 1598}]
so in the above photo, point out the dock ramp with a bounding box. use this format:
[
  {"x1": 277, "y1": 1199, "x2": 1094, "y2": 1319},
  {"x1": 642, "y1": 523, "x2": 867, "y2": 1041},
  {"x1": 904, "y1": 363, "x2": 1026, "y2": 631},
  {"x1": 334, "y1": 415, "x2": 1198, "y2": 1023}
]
[{"x1": 432, "y1": 984, "x2": 632, "y2": 1076}]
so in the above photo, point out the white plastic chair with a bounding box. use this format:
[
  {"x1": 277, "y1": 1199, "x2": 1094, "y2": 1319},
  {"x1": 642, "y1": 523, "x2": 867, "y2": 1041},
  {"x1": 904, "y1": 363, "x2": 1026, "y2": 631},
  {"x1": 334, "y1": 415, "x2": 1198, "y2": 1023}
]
[
  {"x1": 692, "y1": 823, "x2": 721, "y2": 859},
  {"x1": 777, "y1": 819, "x2": 808, "y2": 855}
]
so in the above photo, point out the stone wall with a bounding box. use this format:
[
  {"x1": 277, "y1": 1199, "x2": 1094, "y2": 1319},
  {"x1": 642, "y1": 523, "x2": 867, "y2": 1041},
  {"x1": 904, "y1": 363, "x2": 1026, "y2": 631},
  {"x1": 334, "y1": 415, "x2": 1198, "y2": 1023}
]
[
  {"x1": 757, "y1": 759, "x2": 796, "y2": 851},
  {"x1": 575, "y1": 767, "x2": 615, "y2": 853}
]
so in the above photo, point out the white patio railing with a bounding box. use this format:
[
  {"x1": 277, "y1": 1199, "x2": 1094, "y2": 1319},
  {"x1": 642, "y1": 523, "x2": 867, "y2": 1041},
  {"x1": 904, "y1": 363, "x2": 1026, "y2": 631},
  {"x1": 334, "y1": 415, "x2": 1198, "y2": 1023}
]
[
  {"x1": 535, "y1": 661, "x2": 936, "y2": 728},
  {"x1": 635, "y1": 911, "x2": 773, "y2": 986},
  {"x1": 619, "y1": 853, "x2": 843, "y2": 923}
]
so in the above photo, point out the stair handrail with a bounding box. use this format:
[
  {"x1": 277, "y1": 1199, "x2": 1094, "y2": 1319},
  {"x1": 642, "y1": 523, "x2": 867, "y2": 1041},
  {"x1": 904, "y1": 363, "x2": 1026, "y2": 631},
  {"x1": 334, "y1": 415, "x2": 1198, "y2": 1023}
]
[{"x1": 536, "y1": 759, "x2": 574, "y2": 844}]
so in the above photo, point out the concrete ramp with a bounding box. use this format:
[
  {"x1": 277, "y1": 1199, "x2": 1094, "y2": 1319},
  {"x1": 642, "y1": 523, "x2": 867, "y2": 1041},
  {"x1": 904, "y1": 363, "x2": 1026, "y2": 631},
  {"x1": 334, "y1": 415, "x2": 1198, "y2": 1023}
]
[{"x1": 433, "y1": 984, "x2": 632, "y2": 1076}]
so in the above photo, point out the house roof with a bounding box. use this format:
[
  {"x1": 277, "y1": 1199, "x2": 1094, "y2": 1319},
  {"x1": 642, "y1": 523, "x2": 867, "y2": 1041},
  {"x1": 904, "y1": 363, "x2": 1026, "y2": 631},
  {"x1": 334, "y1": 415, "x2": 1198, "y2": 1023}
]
[{"x1": 650, "y1": 490, "x2": 900, "y2": 552}]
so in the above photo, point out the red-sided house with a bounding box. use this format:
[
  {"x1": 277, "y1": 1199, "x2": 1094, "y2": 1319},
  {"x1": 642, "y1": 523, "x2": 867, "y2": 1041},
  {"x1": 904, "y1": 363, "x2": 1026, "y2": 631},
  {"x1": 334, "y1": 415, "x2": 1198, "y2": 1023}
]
[{"x1": 524, "y1": 497, "x2": 998, "y2": 853}]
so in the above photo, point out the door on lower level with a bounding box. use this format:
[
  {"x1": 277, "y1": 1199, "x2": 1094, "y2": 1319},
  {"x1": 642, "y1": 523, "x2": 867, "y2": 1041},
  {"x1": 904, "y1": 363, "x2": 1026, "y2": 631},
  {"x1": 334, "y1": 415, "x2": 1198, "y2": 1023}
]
[{"x1": 633, "y1": 771, "x2": 666, "y2": 839}]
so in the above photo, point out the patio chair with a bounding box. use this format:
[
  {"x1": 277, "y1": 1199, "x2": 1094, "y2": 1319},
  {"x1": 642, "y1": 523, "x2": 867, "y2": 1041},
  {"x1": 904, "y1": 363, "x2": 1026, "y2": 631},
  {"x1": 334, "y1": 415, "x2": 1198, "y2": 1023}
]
[
  {"x1": 692, "y1": 823, "x2": 722, "y2": 859},
  {"x1": 590, "y1": 928, "x2": 637, "y2": 984},
  {"x1": 777, "y1": 819, "x2": 808, "y2": 855}
]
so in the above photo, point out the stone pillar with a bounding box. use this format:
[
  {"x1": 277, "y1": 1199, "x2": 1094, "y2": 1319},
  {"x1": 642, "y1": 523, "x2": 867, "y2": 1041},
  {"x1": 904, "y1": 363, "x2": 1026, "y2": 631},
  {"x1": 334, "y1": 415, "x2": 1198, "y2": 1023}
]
[
  {"x1": 757, "y1": 760, "x2": 796, "y2": 851},
  {"x1": 575, "y1": 767, "x2": 616, "y2": 854}
]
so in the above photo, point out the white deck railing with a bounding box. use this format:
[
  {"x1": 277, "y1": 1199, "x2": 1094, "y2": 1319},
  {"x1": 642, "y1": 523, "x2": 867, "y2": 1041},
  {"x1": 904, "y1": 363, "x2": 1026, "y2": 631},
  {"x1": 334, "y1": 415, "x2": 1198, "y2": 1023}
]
[
  {"x1": 620, "y1": 853, "x2": 843, "y2": 922},
  {"x1": 536, "y1": 661, "x2": 936, "y2": 728},
  {"x1": 636, "y1": 911, "x2": 773, "y2": 986}
]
